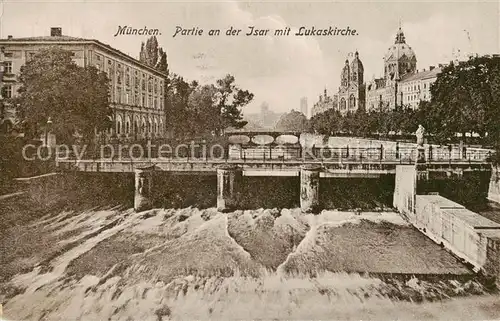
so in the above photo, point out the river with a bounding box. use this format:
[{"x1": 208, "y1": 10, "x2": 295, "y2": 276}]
[{"x1": 0, "y1": 173, "x2": 499, "y2": 320}]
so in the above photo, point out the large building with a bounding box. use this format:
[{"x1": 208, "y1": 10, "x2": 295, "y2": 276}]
[
  {"x1": 399, "y1": 65, "x2": 442, "y2": 109},
  {"x1": 0, "y1": 27, "x2": 167, "y2": 139},
  {"x1": 366, "y1": 27, "x2": 417, "y2": 111},
  {"x1": 337, "y1": 51, "x2": 365, "y2": 114},
  {"x1": 312, "y1": 88, "x2": 337, "y2": 116}
]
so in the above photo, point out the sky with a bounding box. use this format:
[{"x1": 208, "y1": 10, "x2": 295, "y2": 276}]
[{"x1": 1, "y1": 0, "x2": 499, "y2": 116}]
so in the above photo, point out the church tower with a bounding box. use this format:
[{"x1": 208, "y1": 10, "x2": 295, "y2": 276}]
[
  {"x1": 350, "y1": 51, "x2": 364, "y2": 85},
  {"x1": 338, "y1": 52, "x2": 365, "y2": 114}
]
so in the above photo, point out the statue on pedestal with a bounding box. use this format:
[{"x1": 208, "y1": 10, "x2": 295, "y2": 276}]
[{"x1": 415, "y1": 124, "x2": 425, "y2": 147}]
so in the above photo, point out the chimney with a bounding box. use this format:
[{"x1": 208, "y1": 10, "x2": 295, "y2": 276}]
[
  {"x1": 429, "y1": 66, "x2": 435, "y2": 70},
  {"x1": 50, "y1": 27, "x2": 62, "y2": 37},
  {"x1": 7, "y1": 35, "x2": 12, "y2": 40}
]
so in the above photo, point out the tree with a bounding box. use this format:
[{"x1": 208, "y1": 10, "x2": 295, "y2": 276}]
[
  {"x1": 139, "y1": 36, "x2": 168, "y2": 75},
  {"x1": 275, "y1": 110, "x2": 310, "y2": 132},
  {"x1": 214, "y1": 75, "x2": 253, "y2": 134},
  {"x1": 16, "y1": 47, "x2": 111, "y2": 144},
  {"x1": 165, "y1": 74, "x2": 196, "y2": 138},
  {"x1": 424, "y1": 56, "x2": 500, "y2": 144}
]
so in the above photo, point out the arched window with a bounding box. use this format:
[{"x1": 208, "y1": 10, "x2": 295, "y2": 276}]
[
  {"x1": 340, "y1": 98, "x2": 346, "y2": 110},
  {"x1": 141, "y1": 117, "x2": 146, "y2": 134},
  {"x1": 125, "y1": 116, "x2": 131, "y2": 134},
  {"x1": 349, "y1": 94, "x2": 356, "y2": 109},
  {"x1": 116, "y1": 115, "x2": 123, "y2": 135}
]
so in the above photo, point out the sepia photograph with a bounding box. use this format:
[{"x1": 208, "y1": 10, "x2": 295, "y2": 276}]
[{"x1": 0, "y1": 0, "x2": 500, "y2": 320}]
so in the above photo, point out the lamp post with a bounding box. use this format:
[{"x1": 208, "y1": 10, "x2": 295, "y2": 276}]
[{"x1": 45, "y1": 117, "x2": 53, "y2": 147}]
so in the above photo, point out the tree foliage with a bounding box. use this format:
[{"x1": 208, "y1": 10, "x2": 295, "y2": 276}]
[
  {"x1": 139, "y1": 36, "x2": 168, "y2": 75},
  {"x1": 421, "y1": 56, "x2": 500, "y2": 144},
  {"x1": 310, "y1": 106, "x2": 419, "y2": 138},
  {"x1": 16, "y1": 47, "x2": 111, "y2": 143},
  {"x1": 275, "y1": 110, "x2": 310, "y2": 132},
  {"x1": 164, "y1": 74, "x2": 253, "y2": 138}
]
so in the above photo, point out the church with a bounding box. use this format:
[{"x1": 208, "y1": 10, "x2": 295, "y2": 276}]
[
  {"x1": 337, "y1": 51, "x2": 365, "y2": 115},
  {"x1": 365, "y1": 27, "x2": 417, "y2": 111},
  {"x1": 313, "y1": 26, "x2": 441, "y2": 116}
]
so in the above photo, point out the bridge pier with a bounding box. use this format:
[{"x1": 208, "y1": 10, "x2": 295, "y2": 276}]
[
  {"x1": 393, "y1": 146, "x2": 429, "y2": 221},
  {"x1": 217, "y1": 165, "x2": 242, "y2": 212},
  {"x1": 300, "y1": 165, "x2": 321, "y2": 213},
  {"x1": 134, "y1": 166, "x2": 154, "y2": 212},
  {"x1": 488, "y1": 165, "x2": 500, "y2": 204}
]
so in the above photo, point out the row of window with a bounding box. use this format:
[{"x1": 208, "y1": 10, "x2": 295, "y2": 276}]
[
  {"x1": 112, "y1": 89, "x2": 163, "y2": 109},
  {"x1": 115, "y1": 117, "x2": 163, "y2": 136},
  {"x1": 338, "y1": 95, "x2": 357, "y2": 110},
  {"x1": 405, "y1": 94, "x2": 427, "y2": 102},
  {"x1": 94, "y1": 53, "x2": 164, "y2": 92}
]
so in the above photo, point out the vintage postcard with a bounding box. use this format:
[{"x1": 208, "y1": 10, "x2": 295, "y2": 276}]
[{"x1": 0, "y1": 0, "x2": 500, "y2": 320}]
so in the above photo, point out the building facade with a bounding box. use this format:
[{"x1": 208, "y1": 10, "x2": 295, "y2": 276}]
[
  {"x1": 398, "y1": 66, "x2": 442, "y2": 109},
  {"x1": 312, "y1": 88, "x2": 337, "y2": 116},
  {"x1": 0, "y1": 27, "x2": 167, "y2": 139},
  {"x1": 366, "y1": 27, "x2": 417, "y2": 111},
  {"x1": 337, "y1": 51, "x2": 365, "y2": 115}
]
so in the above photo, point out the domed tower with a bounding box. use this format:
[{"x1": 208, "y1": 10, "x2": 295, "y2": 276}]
[
  {"x1": 340, "y1": 59, "x2": 350, "y2": 87},
  {"x1": 384, "y1": 27, "x2": 417, "y2": 82},
  {"x1": 350, "y1": 51, "x2": 364, "y2": 86}
]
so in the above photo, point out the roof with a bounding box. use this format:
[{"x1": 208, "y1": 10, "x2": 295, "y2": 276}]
[
  {"x1": 478, "y1": 229, "x2": 500, "y2": 240},
  {"x1": 0, "y1": 35, "x2": 167, "y2": 78},
  {"x1": 416, "y1": 195, "x2": 465, "y2": 209},
  {"x1": 1, "y1": 35, "x2": 88, "y2": 42},
  {"x1": 442, "y1": 208, "x2": 500, "y2": 229},
  {"x1": 400, "y1": 68, "x2": 441, "y2": 83}
]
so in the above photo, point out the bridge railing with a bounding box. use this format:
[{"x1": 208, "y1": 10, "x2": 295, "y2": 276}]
[{"x1": 55, "y1": 143, "x2": 493, "y2": 164}]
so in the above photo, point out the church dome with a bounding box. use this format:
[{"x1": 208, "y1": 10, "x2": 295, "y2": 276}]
[
  {"x1": 350, "y1": 51, "x2": 364, "y2": 70},
  {"x1": 384, "y1": 28, "x2": 416, "y2": 61}
]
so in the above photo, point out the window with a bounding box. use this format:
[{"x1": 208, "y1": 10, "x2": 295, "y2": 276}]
[
  {"x1": 154, "y1": 98, "x2": 157, "y2": 109},
  {"x1": 349, "y1": 94, "x2": 356, "y2": 109},
  {"x1": 96, "y1": 55, "x2": 101, "y2": 61},
  {"x1": 340, "y1": 98, "x2": 346, "y2": 110},
  {"x1": 117, "y1": 71, "x2": 122, "y2": 84},
  {"x1": 3, "y1": 84, "x2": 12, "y2": 98},
  {"x1": 4, "y1": 61, "x2": 12, "y2": 74},
  {"x1": 142, "y1": 94, "x2": 145, "y2": 107},
  {"x1": 126, "y1": 74, "x2": 130, "y2": 86},
  {"x1": 117, "y1": 88, "x2": 122, "y2": 104}
]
